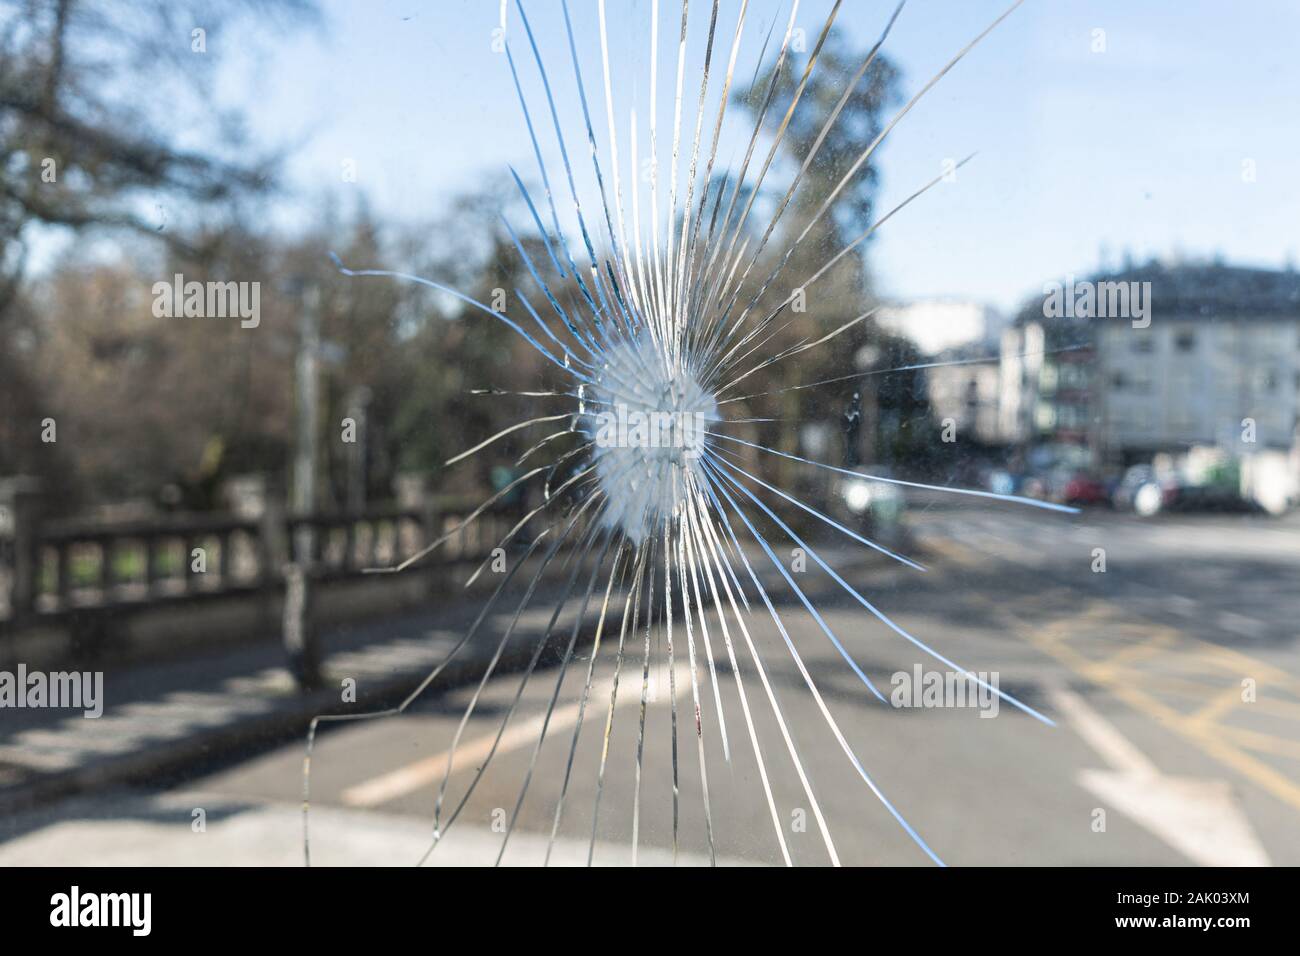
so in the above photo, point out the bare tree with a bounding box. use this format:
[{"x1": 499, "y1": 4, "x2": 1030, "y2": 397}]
[
  {"x1": 0, "y1": 0, "x2": 316, "y2": 310},
  {"x1": 0, "y1": 0, "x2": 315, "y2": 486}
]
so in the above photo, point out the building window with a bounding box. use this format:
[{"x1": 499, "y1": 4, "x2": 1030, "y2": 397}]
[
  {"x1": 1175, "y1": 330, "x2": 1196, "y2": 352},
  {"x1": 1058, "y1": 404, "x2": 1089, "y2": 428},
  {"x1": 1131, "y1": 334, "x2": 1154, "y2": 354}
]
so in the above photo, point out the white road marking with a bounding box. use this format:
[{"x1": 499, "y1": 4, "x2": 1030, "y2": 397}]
[
  {"x1": 1051, "y1": 687, "x2": 1154, "y2": 776},
  {"x1": 342, "y1": 663, "x2": 690, "y2": 809},
  {"x1": 1051, "y1": 687, "x2": 1270, "y2": 867}
]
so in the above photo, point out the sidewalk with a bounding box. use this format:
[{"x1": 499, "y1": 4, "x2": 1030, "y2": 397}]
[{"x1": 0, "y1": 594, "x2": 526, "y2": 819}]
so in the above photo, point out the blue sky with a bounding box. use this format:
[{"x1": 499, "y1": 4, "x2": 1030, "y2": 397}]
[{"x1": 209, "y1": 0, "x2": 1300, "y2": 313}]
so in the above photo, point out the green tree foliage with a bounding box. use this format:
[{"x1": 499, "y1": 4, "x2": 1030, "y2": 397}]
[{"x1": 726, "y1": 25, "x2": 926, "y2": 483}]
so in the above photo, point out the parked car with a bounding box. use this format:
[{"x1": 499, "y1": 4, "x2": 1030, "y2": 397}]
[
  {"x1": 1112, "y1": 464, "x2": 1181, "y2": 517},
  {"x1": 1163, "y1": 480, "x2": 1256, "y2": 514},
  {"x1": 1114, "y1": 464, "x2": 1255, "y2": 517},
  {"x1": 1111, "y1": 465, "x2": 1158, "y2": 512},
  {"x1": 1060, "y1": 471, "x2": 1108, "y2": 507},
  {"x1": 985, "y1": 468, "x2": 1019, "y2": 497},
  {"x1": 1131, "y1": 479, "x2": 1168, "y2": 518}
]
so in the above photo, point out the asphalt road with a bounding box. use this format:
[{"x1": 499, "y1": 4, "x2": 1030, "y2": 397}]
[{"x1": 4, "y1": 498, "x2": 1298, "y2": 866}]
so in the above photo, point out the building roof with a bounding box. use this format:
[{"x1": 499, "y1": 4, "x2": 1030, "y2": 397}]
[
  {"x1": 1015, "y1": 260, "x2": 1300, "y2": 330},
  {"x1": 1111, "y1": 261, "x2": 1300, "y2": 318}
]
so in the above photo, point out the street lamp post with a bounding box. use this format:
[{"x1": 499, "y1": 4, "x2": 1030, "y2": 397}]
[{"x1": 284, "y1": 281, "x2": 323, "y2": 690}]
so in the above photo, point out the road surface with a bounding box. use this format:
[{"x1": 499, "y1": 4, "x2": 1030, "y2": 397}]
[{"x1": 3, "y1": 498, "x2": 1297, "y2": 866}]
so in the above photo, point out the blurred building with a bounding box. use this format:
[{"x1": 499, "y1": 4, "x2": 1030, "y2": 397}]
[
  {"x1": 926, "y1": 345, "x2": 1002, "y2": 444},
  {"x1": 876, "y1": 299, "x2": 1005, "y2": 356},
  {"x1": 1094, "y1": 262, "x2": 1300, "y2": 462},
  {"x1": 877, "y1": 299, "x2": 1006, "y2": 447},
  {"x1": 1004, "y1": 260, "x2": 1300, "y2": 467},
  {"x1": 998, "y1": 319, "x2": 1096, "y2": 458}
]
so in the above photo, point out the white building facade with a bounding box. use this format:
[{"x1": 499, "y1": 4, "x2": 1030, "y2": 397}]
[{"x1": 1093, "y1": 264, "x2": 1300, "y2": 460}]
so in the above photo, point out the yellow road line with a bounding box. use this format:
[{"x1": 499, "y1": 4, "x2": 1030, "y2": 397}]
[
  {"x1": 1220, "y1": 725, "x2": 1300, "y2": 762},
  {"x1": 1189, "y1": 684, "x2": 1246, "y2": 726},
  {"x1": 955, "y1": 570, "x2": 1300, "y2": 816},
  {"x1": 1088, "y1": 630, "x2": 1176, "y2": 680},
  {"x1": 341, "y1": 663, "x2": 689, "y2": 809}
]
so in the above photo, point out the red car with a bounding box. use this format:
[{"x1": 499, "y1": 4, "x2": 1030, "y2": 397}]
[{"x1": 1061, "y1": 472, "x2": 1108, "y2": 506}]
